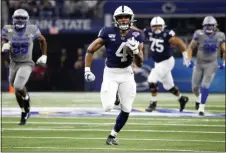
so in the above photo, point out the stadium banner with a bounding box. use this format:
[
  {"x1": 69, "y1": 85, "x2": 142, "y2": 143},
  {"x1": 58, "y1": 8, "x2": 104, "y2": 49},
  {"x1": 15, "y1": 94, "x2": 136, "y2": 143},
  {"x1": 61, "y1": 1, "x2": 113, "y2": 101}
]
[
  {"x1": 29, "y1": 19, "x2": 103, "y2": 34},
  {"x1": 86, "y1": 58, "x2": 225, "y2": 93},
  {"x1": 104, "y1": 0, "x2": 226, "y2": 15}
]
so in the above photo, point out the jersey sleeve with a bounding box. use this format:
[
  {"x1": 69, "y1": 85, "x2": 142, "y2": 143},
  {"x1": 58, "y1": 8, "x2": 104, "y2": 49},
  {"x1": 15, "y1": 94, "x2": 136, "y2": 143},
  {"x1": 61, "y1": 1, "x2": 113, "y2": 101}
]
[
  {"x1": 193, "y1": 30, "x2": 200, "y2": 41},
  {"x1": 97, "y1": 27, "x2": 108, "y2": 41},
  {"x1": 1, "y1": 26, "x2": 9, "y2": 40},
  {"x1": 133, "y1": 31, "x2": 144, "y2": 43},
  {"x1": 219, "y1": 32, "x2": 226, "y2": 45},
  {"x1": 167, "y1": 30, "x2": 175, "y2": 39},
  {"x1": 32, "y1": 25, "x2": 41, "y2": 40}
]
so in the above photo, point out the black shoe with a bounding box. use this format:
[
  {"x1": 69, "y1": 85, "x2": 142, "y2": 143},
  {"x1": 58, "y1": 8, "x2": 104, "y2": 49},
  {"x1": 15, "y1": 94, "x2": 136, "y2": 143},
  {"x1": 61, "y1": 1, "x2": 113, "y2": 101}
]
[
  {"x1": 114, "y1": 94, "x2": 120, "y2": 106},
  {"x1": 195, "y1": 102, "x2": 200, "y2": 110},
  {"x1": 178, "y1": 96, "x2": 189, "y2": 112},
  {"x1": 199, "y1": 111, "x2": 205, "y2": 116},
  {"x1": 18, "y1": 112, "x2": 30, "y2": 125},
  {"x1": 106, "y1": 135, "x2": 119, "y2": 145},
  {"x1": 145, "y1": 101, "x2": 157, "y2": 112}
]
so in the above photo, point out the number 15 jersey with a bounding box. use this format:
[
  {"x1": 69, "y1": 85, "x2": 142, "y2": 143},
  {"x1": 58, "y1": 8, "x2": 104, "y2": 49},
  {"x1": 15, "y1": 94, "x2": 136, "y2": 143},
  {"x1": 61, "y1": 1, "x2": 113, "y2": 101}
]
[
  {"x1": 98, "y1": 26, "x2": 143, "y2": 68},
  {"x1": 143, "y1": 27, "x2": 175, "y2": 63},
  {"x1": 1, "y1": 24, "x2": 41, "y2": 66}
]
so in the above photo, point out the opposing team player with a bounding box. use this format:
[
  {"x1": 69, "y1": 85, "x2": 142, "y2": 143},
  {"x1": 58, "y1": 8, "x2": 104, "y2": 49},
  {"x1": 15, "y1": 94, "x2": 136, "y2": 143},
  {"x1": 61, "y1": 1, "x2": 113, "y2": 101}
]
[
  {"x1": 84, "y1": 6, "x2": 143, "y2": 145},
  {"x1": 143, "y1": 16, "x2": 189, "y2": 112},
  {"x1": 187, "y1": 16, "x2": 225, "y2": 116},
  {"x1": 1, "y1": 9, "x2": 47, "y2": 125}
]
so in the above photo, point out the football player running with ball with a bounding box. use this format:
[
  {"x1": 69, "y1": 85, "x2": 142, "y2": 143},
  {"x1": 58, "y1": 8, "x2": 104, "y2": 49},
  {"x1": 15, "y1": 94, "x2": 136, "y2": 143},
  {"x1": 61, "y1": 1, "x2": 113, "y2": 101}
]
[
  {"x1": 187, "y1": 16, "x2": 225, "y2": 116},
  {"x1": 1, "y1": 9, "x2": 47, "y2": 125},
  {"x1": 84, "y1": 5, "x2": 144, "y2": 145},
  {"x1": 143, "y1": 16, "x2": 189, "y2": 112}
]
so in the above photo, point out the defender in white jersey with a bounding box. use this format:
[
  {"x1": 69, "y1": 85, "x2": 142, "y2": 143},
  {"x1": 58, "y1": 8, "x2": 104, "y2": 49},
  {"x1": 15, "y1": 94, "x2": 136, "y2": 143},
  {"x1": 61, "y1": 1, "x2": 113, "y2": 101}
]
[
  {"x1": 187, "y1": 16, "x2": 226, "y2": 116},
  {"x1": 1, "y1": 9, "x2": 47, "y2": 125},
  {"x1": 84, "y1": 6, "x2": 143, "y2": 145}
]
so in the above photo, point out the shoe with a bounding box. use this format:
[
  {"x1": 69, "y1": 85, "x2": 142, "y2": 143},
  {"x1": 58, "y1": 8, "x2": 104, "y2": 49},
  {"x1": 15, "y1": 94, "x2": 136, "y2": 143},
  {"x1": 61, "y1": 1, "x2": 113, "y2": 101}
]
[
  {"x1": 199, "y1": 111, "x2": 205, "y2": 116},
  {"x1": 114, "y1": 94, "x2": 120, "y2": 106},
  {"x1": 145, "y1": 101, "x2": 157, "y2": 112},
  {"x1": 106, "y1": 135, "x2": 119, "y2": 145},
  {"x1": 178, "y1": 96, "x2": 189, "y2": 112},
  {"x1": 18, "y1": 112, "x2": 30, "y2": 125},
  {"x1": 195, "y1": 102, "x2": 200, "y2": 110}
]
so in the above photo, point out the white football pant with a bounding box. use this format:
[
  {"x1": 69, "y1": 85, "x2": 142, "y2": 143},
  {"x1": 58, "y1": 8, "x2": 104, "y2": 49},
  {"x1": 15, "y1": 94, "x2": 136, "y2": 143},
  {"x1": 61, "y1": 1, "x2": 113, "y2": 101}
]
[
  {"x1": 101, "y1": 66, "x2": 136, "y2": 113},
  {"x1": 148, "y1": 56, "x2": 175, "y2": 90}
]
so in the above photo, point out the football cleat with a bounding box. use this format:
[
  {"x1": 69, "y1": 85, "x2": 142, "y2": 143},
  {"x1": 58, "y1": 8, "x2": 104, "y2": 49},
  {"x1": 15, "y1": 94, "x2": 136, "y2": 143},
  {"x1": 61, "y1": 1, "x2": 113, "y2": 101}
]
[
  {"x1": 106, "y1": 135, "x2": 119, "y2": 145},
  {"x1": 18, "y1": 112, "x2": 30, "y2": 125},
  {"x1": 195, "y1": 102, "x2": 200, "y2": 110},
  {"x1": 114, "y1": 94, "x2": 120, "y2": 106},
  {"x1": 199, "y1": 111, "x2": 205, "y2": 116},
  {"x1": 178, "y1": 96, "x2": 189, "y2": 112},
  {"x1": 145, "y1": 101, "x2": 157, "y2": 112}
]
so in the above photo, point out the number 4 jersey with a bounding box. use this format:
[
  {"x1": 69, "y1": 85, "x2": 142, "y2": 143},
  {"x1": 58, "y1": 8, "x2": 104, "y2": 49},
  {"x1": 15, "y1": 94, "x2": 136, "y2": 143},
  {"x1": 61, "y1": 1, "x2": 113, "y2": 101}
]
[
  {"x1": 143, "y1": 27, "x2": 175, "y2": 63},
  {"x1": 98, "y1": 26, "x2": 144, "y2": 68},
  {"x1": 1, "y1": 24, "x2": 41, "y2": 66}
]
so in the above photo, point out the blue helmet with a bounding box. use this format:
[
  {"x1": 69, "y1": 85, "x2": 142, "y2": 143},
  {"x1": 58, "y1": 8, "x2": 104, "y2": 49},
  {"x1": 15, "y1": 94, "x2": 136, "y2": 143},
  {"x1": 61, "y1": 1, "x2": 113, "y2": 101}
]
[
  {"x1": 12, "y1": 9, "x2": 29, "y2": 30},
  {"x1": 202, "y1": 16, "x2": 217, "y2": 34}
]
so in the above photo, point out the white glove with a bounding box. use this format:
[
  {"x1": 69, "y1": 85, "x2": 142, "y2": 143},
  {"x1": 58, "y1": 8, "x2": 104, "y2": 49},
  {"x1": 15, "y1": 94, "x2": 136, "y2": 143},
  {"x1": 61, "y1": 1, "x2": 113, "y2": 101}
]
[
  {"x1": 126, "y1": 37, "x2": 139, "y2": 54},
  {"x1": 84, "y1": 67, "x2": 95, "y2": 82},
  {"x1": 36, "y1": 55, "x2": 47, "y2": 65},
  {"x1": 2, "y1": 42, "x2": 11, "y2": 52},
  {"x1": 182, "y1": 51, "x2": 190, "y2": 67}
]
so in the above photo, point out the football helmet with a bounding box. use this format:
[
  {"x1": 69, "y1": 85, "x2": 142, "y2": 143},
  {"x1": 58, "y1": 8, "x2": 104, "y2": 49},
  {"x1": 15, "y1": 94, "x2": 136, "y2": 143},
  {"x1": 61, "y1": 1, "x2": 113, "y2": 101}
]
[
  {"x1": 113, "y1": 5, "x2": 135, "y2": 31},
  {"x1": 202, "y1": 16, "x2": 217, "y2": 34},
  {"x1": 150, "y1": 16, "x2": 165, "y2": 34},
  {"x1": 12, "y1": 9, "x2": 29, "y2": 30}
]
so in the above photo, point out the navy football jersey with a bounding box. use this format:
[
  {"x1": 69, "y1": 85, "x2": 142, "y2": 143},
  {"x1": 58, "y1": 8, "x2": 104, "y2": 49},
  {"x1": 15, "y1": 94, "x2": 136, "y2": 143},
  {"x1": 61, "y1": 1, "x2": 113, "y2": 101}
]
[
  {"x1": 143, "y1": 27, "x2": 175, "y2": 63},
  {"x1": 98, "y1": 26, "x2": 143, "y2": 68}
]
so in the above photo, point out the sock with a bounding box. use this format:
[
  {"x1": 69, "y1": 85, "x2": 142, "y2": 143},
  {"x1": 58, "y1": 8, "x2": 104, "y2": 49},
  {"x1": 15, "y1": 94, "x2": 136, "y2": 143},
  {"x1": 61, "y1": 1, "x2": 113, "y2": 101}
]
[
  {"x1": 151, "y1": 95, "x2": 157, "y2": 102},
  {"x1": 177, "y1": 94, "x2": 182, "y2": 100},
  {"x1": 114, "y1": 111, "x2": 129, "y2": 133},
  {"x1": 198, "y1": 104, "x2": 205, "y2": 112},
  {"x1": 201, "y1": 87, "x2": 209, "y2": 104},
  {"x1": 196, "y1": 94, "x2": 201, "y2": 103},
  {"x1": 15, "y1": 91, "x2": 24, "y2": 109},
  {"x1": 110, "y1": 129, "x2": 118, "y2": 138}
]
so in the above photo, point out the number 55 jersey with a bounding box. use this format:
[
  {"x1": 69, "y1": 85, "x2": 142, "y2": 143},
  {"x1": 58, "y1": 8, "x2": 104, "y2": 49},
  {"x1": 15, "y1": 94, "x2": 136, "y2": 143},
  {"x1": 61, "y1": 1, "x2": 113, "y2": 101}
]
[
  {"x1": 143, "y1": 27, "x2": 175, "y2": 63},
  {"x1": 1, "y1": 25, "x2": 41, "y2": 67}
]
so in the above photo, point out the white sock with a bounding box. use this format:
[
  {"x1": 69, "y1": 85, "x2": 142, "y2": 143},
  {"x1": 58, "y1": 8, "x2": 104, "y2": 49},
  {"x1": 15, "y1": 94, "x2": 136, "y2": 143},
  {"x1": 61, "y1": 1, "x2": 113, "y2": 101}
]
[
  {"x1": 196, "y1": 94, "x2": 201, "y2": 103},
  {"x1": 110, "y1": 129, "x2": 118, "y2": 137},
  {"x1": 151, "y1": 95, "x2": 157, "y2": 102},
  {"x1": 198, "y1": 104, "x2": 205, "y2": 112},
  {"x1": 177, "y1": 94, "x2": 182, "y2": 100}
]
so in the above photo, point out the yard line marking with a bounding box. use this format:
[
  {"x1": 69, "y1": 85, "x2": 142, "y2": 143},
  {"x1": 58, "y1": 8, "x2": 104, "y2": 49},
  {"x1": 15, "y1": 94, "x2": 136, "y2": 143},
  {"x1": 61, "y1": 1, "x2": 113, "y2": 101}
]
[
  {"x1": 0, "y1": 146, "x2": 212, "y2": 152},
  {"x1": 2, "y1": 128, "x2": 225, "y2": 134},
  {"x1": 2, "y1": 122, "x2": 225, "y2": 127},
  {"x1": 3, "y1": 136, "x2": 225, "y2": 143},
  {"x1": 3, "y1": 116, "x2": 224, "y2": 122}
]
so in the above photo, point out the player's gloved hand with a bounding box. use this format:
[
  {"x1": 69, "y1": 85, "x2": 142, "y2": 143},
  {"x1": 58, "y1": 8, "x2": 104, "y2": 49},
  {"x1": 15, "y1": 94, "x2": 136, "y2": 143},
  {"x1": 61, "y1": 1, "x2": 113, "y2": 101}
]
[
  {"x1": 182, "y1": 51, "x2": 194, "y2": 68},
  {"x1": 84, "y1": 67, "x2": 95, "y2": 82},
  {"x1": 126, "y1": 37, "x2": 139, "y2": 54},
  {"x1": 36, "y1": 55, "x2": 47, "y2": 65},
  {"x1": 218, "y1": 62, "x2": 225, "y2": 70},
  {"x1": 2, "y1": 41, "x2": 11, "y2": 52}
]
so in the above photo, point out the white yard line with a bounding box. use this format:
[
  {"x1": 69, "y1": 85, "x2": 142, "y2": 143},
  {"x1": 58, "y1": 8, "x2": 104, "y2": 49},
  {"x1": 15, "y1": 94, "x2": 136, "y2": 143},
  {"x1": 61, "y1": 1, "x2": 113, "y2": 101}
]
[
  {"x1": 2, "y1": 122, "x2": 225, "y2": 127},
  {"x1": 0, "y1": 146, "x2": 214, "y2": 152},
  {"x1": 3, "y1": 136, "x2": 225, "y2": 143},
  {"x1": 2, "y1": 128, "x2": 225, "y2": 134},
  {"x1": 3, "y1": 116, "x2": 224, "y2": 122}
]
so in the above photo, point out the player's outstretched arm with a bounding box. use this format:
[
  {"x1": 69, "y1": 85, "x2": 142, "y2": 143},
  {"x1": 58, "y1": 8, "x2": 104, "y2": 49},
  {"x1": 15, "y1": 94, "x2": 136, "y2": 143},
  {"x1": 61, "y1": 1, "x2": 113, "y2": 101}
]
[
  {"x1": 187, "y1": 39, "x2": 198, "y2": 61},
  {"x1": 84, "y1": 38, "x2": 104, "y2": 82},
  {"x1": 36, "y1": 34, "x2": 47, "y2": 65},
  {"x1": 134, "y1": 43, "x2": 144, "y2": 67}
]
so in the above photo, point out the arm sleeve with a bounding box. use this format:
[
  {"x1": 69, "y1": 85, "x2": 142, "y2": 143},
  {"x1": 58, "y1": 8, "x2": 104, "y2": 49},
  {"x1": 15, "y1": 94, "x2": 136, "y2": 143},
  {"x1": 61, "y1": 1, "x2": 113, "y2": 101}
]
[
  {"x1": 33, "y1": 25, "x2": 41, "y2": 40},
  {"x1": 1, "y1": 26, "x2": 8, "y2": 40},
  {"x1": 97, "y1": 27, "x2": 108, "y2": 41},
  {"x1": 193, "y1": 30, "x2": 199, "y2": 41},
  {"x1": 167, "y1": 30, "x2": 176, "y2": 39},
  {"x1": 219, "y1": 32, "x2": 226, "y2": 45}
]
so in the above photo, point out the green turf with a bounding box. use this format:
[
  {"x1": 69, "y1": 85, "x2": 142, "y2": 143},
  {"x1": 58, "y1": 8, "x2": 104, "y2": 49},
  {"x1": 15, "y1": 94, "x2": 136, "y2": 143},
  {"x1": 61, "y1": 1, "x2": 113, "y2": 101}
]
[{"x1": 1, "y1": 92, "x2": 225, "y2": 152}]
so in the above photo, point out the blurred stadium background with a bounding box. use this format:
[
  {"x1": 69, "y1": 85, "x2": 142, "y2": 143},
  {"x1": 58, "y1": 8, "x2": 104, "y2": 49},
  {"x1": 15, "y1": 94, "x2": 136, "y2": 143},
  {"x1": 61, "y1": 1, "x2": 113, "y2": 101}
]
[{"x1": 1, "y1": 0, "x2": 226, "y2": 152}]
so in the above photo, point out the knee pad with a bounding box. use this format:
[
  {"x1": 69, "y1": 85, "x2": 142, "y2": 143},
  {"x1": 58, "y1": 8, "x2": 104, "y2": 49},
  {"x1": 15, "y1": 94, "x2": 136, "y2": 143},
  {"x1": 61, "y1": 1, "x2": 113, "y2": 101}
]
[
  {"x1": 149, "y1": 83, "x2": 158, "y2": 93},
  {"x1": 168, "y1": 86, "x2": 179, "y2": 95}
]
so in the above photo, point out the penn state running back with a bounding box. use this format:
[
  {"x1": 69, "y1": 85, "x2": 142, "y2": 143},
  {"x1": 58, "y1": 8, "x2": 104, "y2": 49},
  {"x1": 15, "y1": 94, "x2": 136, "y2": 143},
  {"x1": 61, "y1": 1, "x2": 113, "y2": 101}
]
[
  {"x1": 84, "y1": 5, "x2": 143, "y2": 145},
  {"x1": 187, "y1": 16, "x2": 225, "y2": 116},
  {"x1": 143, "y1": 16, "x2": 189, "y2": 112},
  {"x1": 1, "y1": 9, "x2": 47, "y2": 125}
]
